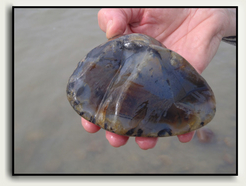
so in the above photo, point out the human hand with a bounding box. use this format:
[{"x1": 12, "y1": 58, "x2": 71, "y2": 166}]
[
  {"x1": 82, "y1": 115, "x2": 195, "y2": 149},
  {"x1": 82, "y1": 8, "x2": 236, "y2": 149}
]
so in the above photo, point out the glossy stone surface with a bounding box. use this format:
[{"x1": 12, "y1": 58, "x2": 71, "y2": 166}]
[{"x1": 67, "y1": 33, "x2": 216, "y2": 137}]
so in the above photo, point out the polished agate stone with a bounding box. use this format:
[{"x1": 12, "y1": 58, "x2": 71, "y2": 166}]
[{"x1": 67, "y1": 34, "x2": 216, "y2": 137}]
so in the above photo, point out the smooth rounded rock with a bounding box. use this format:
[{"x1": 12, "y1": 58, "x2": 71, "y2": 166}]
[{"x1": 67, "y1": 33, "x2": 216, "y2": 137}]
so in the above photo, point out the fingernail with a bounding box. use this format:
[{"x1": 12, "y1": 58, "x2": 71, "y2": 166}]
[
  {"x1": 106, "y1": 20, "x2": 114, "y2": 39},
  {"x1": 106, "y1": 20, "x2": 113, "y2": 33}
]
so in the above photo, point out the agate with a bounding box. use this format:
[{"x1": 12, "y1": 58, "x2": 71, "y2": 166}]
[{"x1": 66, "y1": 33, "x2": 216, "y2": 137}]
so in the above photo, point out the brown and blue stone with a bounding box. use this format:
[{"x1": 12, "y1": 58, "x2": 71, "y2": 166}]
[{"x1": 66, "y1": 33, "x2": 216, "y2": 137}]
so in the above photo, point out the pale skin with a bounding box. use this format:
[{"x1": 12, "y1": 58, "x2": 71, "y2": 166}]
[{"x1": 81, "y1": 8, "x2": 236, "y2": 150}]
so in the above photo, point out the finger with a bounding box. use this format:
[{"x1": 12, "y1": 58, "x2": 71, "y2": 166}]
[
  {"x1": 177, "y1": 131, "x2": 196, "y2": 143},
  {"x1": 105, "y1": 131, "x2": 129, "y2": 147},
  {"x1": 98, "y1": 8, "x2": 143, "y2": 39},
  {"x1": 98, "y1": 9, "x2": 127, "y2": 39},
  {"x1": 135, "y1": 137, "x2": 158, "y2": 150},
  {"x1": 81, "y1": 117, "x2": 101, "y2": 133}
]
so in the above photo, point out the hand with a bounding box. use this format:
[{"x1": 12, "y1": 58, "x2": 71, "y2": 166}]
[{"x1": 82, "y1": 8, "x2": 236, "y2": 149}]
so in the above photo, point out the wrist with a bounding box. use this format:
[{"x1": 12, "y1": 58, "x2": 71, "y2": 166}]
[{"x1": 223, "y1": 8, "x2": 236, "y2": 37}]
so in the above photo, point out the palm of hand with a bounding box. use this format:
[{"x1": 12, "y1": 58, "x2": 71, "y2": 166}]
[
  {"x1": 82, "y1": 8, "x2": 228, "y2": 149},
  {"x1": 99, "y1": 8, "x2": 226, "y2": 73}
]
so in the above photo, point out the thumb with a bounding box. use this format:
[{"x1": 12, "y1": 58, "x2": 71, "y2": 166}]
[{"x1": 98, "y1": 9, "x2": 127, "y2": 39}]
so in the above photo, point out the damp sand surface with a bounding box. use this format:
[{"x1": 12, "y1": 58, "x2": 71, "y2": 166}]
[{"x1": 14, "y1": 8, "x2": 236, "y2": 174}]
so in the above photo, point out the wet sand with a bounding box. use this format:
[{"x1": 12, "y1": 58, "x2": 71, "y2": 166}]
[{"x1": 14, "y1": 8, "x2": 236, "y2": 174}]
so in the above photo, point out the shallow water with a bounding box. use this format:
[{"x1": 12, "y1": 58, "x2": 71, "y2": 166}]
[{"x1": 14, "y1": 8, "x2": 236, "y2": 174}]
